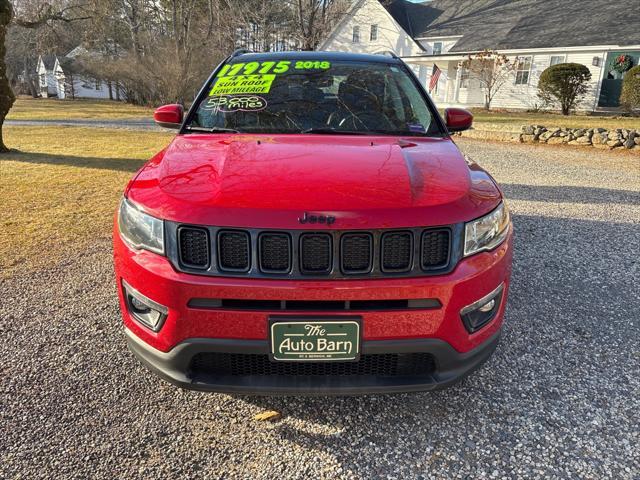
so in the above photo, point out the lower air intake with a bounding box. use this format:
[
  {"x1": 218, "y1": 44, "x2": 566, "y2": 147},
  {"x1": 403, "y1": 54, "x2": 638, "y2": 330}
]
[{"x1": 190, "y1": 353, "x2": 436, "y2": 377}]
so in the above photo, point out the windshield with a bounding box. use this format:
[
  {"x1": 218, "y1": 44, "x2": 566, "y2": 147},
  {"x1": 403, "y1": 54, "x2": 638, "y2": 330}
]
[{"x1": 186, "y1": 58, "x2": 443, "y2": 136}]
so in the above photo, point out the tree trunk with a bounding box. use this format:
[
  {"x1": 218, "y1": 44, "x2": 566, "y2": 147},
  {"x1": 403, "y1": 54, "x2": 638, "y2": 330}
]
[
  {"x1": 0, "y1": 1, "x2": 16, "y2": 153},
  {"x1": 27, "y1": 75, "x2": 39, "y2": 98}
]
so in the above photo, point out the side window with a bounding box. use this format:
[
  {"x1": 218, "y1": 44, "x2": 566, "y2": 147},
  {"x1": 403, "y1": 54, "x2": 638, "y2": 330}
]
[
  {"x1": 432, "y1": 42, "x2": 442, "y2": 55},
  {"x1": 460, "y1": 68, "x2": 470, "y2": 88},
  {"x1": 370, "y1": 25, "x2": 378, "y2": 41},
  {"x1": 550, "y1": 55, "x2": 565, "y2": 66},
  {"x1": 515, "y1": 56, "x2": 532, "y2": 85},
  {"x1": 352, "y1": 26, "x2": 360, "y2": 44}
]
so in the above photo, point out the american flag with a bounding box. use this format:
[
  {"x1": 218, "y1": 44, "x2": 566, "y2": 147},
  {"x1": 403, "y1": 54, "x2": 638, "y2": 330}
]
[{"x1": 428, "y1": 64, "x2": 441, "y2": 93}]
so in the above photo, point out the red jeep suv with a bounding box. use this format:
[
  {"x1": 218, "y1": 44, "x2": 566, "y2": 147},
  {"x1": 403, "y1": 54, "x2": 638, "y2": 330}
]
[{"x1": 114, "y1": 51, "x2": 513, "y2": 395}]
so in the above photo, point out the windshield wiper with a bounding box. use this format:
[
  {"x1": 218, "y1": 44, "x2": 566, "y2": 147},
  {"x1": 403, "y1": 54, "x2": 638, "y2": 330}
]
[
  {"x1": 301, "y1": 127, "x2": 369, "y2": 135},
  {"x1": 367, "y1": 129, "x2": 430, "y2": 136},
  {"x1": 184, "y1": 126, "x2": 241, "y2": 133}
]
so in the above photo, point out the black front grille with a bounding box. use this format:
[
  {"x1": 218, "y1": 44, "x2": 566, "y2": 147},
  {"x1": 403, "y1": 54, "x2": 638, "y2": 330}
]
[
  {"x1": 300, "y1": 234, "x2": 332, "y2": 274},
  {"x1": 178, "y1": 227, "x2": 209, "y2": 268},
  {"x1": 190, "y1": 353, "x2": 436, "y2": 377},
  {"x1": 422, "y1": 230, "x2": 450, "y2": 269},
  {"x1": 259, "y1": 233, "x2": 291, "y2": 272},
  {"x1": 381, "y1": 232, "x2": 412, "y2": 271},
  {"x1": 218, "y1": 231, "x2": 250, "y2": 271},
  {"x1": 173, "y1": 224, "x2": 456, "y2": 279},
  {"x1": 341, "y1": 233, "x2": 373, "y2": 273}
]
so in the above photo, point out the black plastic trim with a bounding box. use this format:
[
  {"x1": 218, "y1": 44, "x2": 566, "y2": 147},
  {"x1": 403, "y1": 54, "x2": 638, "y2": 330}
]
[
  {"x1": 380, "y1": 230, "x2": 414, "y2": 273},
  {"x1": 125, "y1": 328, "x2": 501, "y2": 395},
  {"x1": 217, "y1": 230, "x2": 251, "y2": 272},
  {"x1": 187, "y1": 297, "x2": 442, "y2": 312},
  {"x1": 258, "y1": 232, "x2": 292, "y2": 274},
  {"x1": 177, "y1": 226, "x2": 211, "y2": 270},
  {"x1": 420, "y1": 228, "x2": 452, "y2": 271},
  {"x1": 299, "y1": 233, "x2": 333, "y2": 275},
  {"x1": 340, "y1": 232, "x2": 374, "y2": 274},
  {"x1": 165, "y1": 222, "x2": 464, "y2": 280}
]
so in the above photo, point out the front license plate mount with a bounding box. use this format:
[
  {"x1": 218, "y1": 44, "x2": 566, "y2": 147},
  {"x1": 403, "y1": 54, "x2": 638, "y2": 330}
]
[{"x1": 269, "y1": 316, "x2": 361, "y2": 362}]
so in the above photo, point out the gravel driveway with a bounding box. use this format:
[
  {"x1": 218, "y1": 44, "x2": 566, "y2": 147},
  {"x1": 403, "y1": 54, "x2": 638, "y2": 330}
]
[{"x1": 1, "y1": 139, "x2": 638, "y2": 479}]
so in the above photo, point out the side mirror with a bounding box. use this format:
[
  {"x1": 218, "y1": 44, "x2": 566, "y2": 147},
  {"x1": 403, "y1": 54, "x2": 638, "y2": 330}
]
[
  {"x1": 444, "y1": 108, "x2": 473, "y2": 132},
  {"x1": 154, "y1": 104, "x2": 184, "y2": 129}
]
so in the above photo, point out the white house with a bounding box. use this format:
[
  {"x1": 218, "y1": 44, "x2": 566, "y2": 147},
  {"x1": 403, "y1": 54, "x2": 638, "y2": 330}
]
[
  {"x1": 36, "y1": 48, "x2": 112, "y2": 100},
  {"x1": 320, "y1": 0, "x2": 640, "y2": 111},
  {"x1": 36, "y1": 55, "x2": 58, "y2": 98}
]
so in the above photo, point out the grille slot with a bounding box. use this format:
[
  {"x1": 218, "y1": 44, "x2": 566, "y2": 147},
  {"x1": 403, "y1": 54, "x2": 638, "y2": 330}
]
[
  {"x1": 422, "y1": 229, "x2": 450, "y2": 269},
  {"x1": 300, "y1": 233, "x2": 332, "y2": 274},
  {"x1": 218, "y1": 231, "x2": 250, "y2": 271},
  {"x1": 188, "y1": 298, "x2": 442, "y2": 311},
  {"x1": 259, "y1": 233, "x2": 291, "y2": 273},
  {"x1": 341, "y1": 233, "x2": 373, "y2": 273},
  {"x1": 190, "y1": 353, "x2": 436, "y2": 377},
  {"x1": 381, "y1": 231, "x2": 413, "y2": 272},
  {"x1": 178, "y1": 227, "x2": 210, "y2": 268}
]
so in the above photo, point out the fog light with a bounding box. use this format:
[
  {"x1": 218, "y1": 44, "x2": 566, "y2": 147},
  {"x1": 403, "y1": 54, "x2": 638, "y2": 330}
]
[
  {"x1": 460, "y1": 283, "x2": 504, "y2": 333},
  {"x1": 122, "y1": 280, "x2": 168, "y2": 331},
  {"x1": 478, "y1": 299, "x2": 495, "y2": 313},
  {"x1": 129, "y1": 296, "x2": 151, "y2": 313}
]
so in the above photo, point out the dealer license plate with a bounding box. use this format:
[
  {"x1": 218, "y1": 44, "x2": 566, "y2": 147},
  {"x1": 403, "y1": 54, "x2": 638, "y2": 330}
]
[{"x1": 269, "y1": 318, "x2": 361, "y2": 362}]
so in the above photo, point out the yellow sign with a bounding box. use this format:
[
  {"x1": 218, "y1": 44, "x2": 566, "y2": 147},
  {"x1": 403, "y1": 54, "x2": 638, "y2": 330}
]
[{"x1": 209, "y1": 75, "x2": 275, "y2": 95}]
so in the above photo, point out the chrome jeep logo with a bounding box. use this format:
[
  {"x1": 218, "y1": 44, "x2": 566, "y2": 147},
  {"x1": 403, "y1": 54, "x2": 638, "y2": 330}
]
[{"x1": 298, "y1": 212, "x2": 336, "y2": 225}]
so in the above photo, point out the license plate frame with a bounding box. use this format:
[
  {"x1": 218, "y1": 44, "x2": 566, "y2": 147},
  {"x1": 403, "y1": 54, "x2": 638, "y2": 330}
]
[{"x1": 269, "y1": 316, "x2": 362, "y2": 362}]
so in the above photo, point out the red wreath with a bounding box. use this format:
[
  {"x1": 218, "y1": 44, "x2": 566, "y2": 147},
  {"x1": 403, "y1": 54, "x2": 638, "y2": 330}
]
[{"x1": 614, "y1": 54, "x2": 632, "y2": 73}]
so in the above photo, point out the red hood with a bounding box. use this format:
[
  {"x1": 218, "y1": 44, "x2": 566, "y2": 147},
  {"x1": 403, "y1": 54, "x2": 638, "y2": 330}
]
[{"x1": 127, "y1": 134, "x2": 501, "y2": 229}]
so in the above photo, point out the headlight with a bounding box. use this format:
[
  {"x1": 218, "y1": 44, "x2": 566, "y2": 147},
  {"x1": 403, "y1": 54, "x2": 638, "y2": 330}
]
[
  {"x1": 464, "y1": 202, "x2": 510, "y2": 257},
  {"x1": 117, "y1": 198, "x2": 164, "y2": 254}
]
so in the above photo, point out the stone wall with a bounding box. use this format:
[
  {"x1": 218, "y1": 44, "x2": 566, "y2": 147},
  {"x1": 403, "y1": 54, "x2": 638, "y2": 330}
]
[{"x1": 519, "y1": 125, "x2": 640, "y2": 150}]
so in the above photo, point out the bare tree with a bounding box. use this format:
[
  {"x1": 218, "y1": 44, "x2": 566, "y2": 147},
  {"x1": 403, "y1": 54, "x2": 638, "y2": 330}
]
[
  {"x1": 459, "y1": 50, "x2": 521, "y2": 110},
  {"x1": 292, "y1": 0, "x2": 349, "y2": 50},
  {"x1": 0, "y1": 0, "x2": 90, "y2": 152},
  {"x1": 0, "y1": 0, "x2": 13, "y2": 151}
]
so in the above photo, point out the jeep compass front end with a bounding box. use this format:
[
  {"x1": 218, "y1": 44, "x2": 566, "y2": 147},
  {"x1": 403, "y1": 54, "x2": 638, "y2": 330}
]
[{"x1": 114, "y1": 51, "x2": 513, "y2": 395}]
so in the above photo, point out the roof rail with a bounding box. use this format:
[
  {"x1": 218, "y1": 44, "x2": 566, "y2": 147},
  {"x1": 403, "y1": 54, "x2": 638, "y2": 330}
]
[
  {"x1": 374, "y1": 50, "x2": 400, "y2": 59},
  {"x1": 231, "y1": 48, "x2": 253, "y2": 58}
]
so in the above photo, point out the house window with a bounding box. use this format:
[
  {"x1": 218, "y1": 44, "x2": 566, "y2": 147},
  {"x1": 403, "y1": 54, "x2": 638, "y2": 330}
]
[
  {"x1": 459, "y1": 68, "x2": 470, "y2": 88},
  {"x1": 515, "y1": 56, "x2": 532, "y2": 85},
  {"x1": 550, "y1": 55, "x2": 565, "y2": 66},
  {"x1": 40, "y1": 74, "x2": 46, "y2": 87},
  {"x1": 432, "y1": 42, "x2": 442, "y2": 55},
  {"x1": 95, "y1": 79, "x2": 102, "y2": 91},
  {"x1": 370, "y1": 24, "x2": 378, "y2": 41},
  {"x1": 352, "y1": 26, "x2": 360, "y2": 44}
]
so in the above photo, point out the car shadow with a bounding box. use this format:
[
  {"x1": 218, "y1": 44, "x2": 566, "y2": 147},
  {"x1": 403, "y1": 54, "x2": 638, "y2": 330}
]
[
  {"x1": 3, "y1": 150, "x2": 145, "y2": 173},
  {"x1": 229, "y1": 212, "x2": 639, "y2": 476}
]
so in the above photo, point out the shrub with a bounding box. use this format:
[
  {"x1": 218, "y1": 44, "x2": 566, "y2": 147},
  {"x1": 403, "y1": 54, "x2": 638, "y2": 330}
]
[
  {"x1": 537, "y1": 63, "x2": 592, "y2": 115},
  {"x1": 620, "y1": 65, "x2": 640, "y2": 112}
]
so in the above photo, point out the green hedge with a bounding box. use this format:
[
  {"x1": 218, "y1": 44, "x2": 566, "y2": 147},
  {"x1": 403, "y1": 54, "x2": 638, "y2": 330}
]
[
  {"x1": 538, "y1": 63, "x2": 592, "y2": 115},
  {"x1": 620, "y1": 65, "x2": 640, "y2": 111}
]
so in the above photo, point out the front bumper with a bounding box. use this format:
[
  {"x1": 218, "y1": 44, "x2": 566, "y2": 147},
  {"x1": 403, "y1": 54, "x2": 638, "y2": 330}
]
[
  {"x1": 126, "y1": 327, "x2": 501, "y2": 395},
  {"x1": 115, "y1": 225, "x2": 512, "y2": 394}
]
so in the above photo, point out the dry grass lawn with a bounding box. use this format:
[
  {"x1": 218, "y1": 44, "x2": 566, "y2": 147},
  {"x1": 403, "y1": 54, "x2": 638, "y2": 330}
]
[
  {"x1": 0, "y1": 126, "x2": 174, "y2": 277},
  {"x1": 467, "y1": 109, "x2": 640, "y2": 132},
  {"x1": 6, "y1": 97, "x2": 155, "y2": 121}
]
